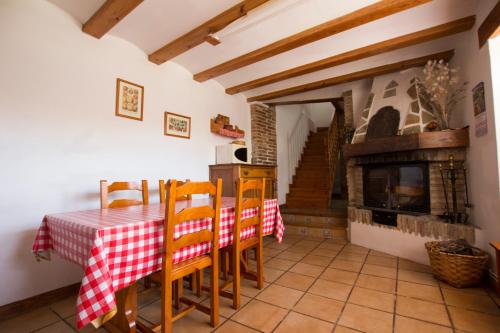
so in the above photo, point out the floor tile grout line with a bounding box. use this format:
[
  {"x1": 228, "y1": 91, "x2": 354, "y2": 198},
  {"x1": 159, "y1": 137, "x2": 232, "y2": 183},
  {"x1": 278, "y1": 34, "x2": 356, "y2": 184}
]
[
  {"x1": 217, "y1": 236, "x2": 308, "y2": 333},
  {"x1": 333, "y1": 246, "x2": 370, "y2": 333},
  {"x1": 392, "y1": 255, "x2": 400, "y2": 333},
  {"x1": 439, "y1": 281, "x2": 457, "y2": 333},
  {"x1": 268, "y1": 238, "x2": 347, "y2": 333},
  {"x1": 29, "y1": 308, "x2": 77, "y2": 333}
]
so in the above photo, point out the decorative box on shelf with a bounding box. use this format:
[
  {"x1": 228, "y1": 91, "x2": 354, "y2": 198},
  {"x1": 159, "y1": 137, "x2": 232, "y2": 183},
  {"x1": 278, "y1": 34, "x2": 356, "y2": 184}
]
[{"x1": 210, "y1": 114, "x2": 245, "y2": 138}]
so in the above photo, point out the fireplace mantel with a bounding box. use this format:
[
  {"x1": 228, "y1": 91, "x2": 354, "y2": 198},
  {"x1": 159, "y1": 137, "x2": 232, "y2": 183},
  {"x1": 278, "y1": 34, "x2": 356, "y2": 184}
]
[{"x1": 343, "y1": 128, "x2": 469, "y2": 159}]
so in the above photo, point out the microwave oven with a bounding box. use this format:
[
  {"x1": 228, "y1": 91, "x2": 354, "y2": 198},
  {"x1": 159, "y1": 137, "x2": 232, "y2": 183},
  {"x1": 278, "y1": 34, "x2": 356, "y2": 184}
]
[{"x1": 216, "y1": 143, "x2": 251, "y2": 164}]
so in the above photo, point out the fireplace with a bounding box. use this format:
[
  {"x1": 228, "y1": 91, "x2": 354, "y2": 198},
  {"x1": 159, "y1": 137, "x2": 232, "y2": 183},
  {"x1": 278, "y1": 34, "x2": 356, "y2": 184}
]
[{"x1": 363, "y1": 163, "x2": 430, "y2": 226}]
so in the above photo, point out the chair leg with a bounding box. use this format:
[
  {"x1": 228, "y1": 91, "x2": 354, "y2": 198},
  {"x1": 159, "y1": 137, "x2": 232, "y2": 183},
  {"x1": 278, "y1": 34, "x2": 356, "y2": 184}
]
[
  {"x1": 161, "y1": 275, "x2": 173, "y2": 333},
  {"x1": 196, "y1": 269, "x2": 203, "y2": 297},
  {"x1": 256, "y1": 243, "x2": 264, "y2": 289},
  {"x1": 211, "y1": 258, "x2": 219, "y2": 327},
  {"x1": 144, "y1": 276, "x2": 152, "y2": 289},
  {"x1": 222, "y1": 250, "x2": 229, "y2": 280},
  {"x1": 188, "y1": 273, "x2": 195, "y2": 291},
  {"x1": 173, "y1": 280, "x2": 180, "y2": 310},
  {"x1": 232, "y1": 247, "x2": 241, "y2": 309}
]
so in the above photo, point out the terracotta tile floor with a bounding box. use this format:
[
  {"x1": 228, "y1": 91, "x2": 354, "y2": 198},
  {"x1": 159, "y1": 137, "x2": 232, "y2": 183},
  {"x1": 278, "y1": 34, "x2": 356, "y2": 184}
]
[{"x1": 2, "y1": 235, "x2": 499, "y2": 333}]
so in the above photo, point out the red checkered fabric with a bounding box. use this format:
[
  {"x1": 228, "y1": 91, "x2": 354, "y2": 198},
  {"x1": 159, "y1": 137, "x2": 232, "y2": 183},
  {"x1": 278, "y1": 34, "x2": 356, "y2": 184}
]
[{"x1": 32, "y1": 198, "x2": 284, "y2": 329}]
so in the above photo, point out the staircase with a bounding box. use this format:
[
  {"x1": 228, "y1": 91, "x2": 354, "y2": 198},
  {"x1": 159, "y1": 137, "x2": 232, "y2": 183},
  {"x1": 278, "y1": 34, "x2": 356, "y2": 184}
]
[
  {"x1": 282, "y1": 108, "x2": 348, "y2": 240},
  {"x1": 286, "y1": 128, "x2": 331, "y2": 208}
]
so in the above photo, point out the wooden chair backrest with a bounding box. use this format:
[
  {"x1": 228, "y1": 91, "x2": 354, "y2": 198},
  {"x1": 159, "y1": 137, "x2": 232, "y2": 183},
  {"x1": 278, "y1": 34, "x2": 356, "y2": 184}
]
[
  {"x1": 159, "y1": 179, "x2": 191, "y2": 203},
  {"x1": 163, "y1": 179, "x2": 222, "y2": 267},
  {"x1": 100, "y1": 180, "x2": 149, "y2": 208},
  {"x1": 234, "y1": 178, "x2": 266, "y2": 244}
]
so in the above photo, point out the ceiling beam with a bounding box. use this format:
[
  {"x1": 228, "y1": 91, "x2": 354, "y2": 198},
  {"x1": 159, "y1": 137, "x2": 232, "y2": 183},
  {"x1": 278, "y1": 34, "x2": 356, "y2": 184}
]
[
  {"x1": 148, "y1": 0, "x2": 270, "y2": 64},
  {"x1": 478, "y1": 0, "x2": 500, "y2": 48},
  {"x1": 193, "y1": 0, "x2": 432, "y2": 82},
  {"x1": 82, "y1": 0, "x2": 143, "y2": 39},
  {"x1": 226, "y1": 16, "x2": 475, "y2": 95},
  {"x1": 247, "y1": 49, "x2": 454, "y2": 102},
  {"x1": 267, "y1": 97, "x2": 343, "y2": 106}
]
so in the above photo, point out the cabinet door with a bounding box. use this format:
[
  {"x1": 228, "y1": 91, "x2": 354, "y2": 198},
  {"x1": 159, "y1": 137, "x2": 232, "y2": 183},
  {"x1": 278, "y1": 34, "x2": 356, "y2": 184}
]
[
  {"x1": 210, "y1": 167, "x2": 235, "y2": 197},
  {"x1": 265, "y1": 178, "x2": 274, "y2": 199}
]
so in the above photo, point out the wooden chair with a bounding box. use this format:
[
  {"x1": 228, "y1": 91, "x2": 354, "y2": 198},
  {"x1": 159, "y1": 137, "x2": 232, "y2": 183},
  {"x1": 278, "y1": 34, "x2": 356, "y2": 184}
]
[
  {"x1": 157, "y1": 179, "x2": 200, "y2": 293},
  {"x1": 159, "y1": 179, "x2": 191, "y2": 203},
  {"x1": 100, "y1": 180, "x2": 149, "y2": 208},
  {"x1": 137, "y1": 180, "x2": 222, "y2": 333},
  {"x1": 220, "y1": 178, "x2": 266, "y2": 309}
]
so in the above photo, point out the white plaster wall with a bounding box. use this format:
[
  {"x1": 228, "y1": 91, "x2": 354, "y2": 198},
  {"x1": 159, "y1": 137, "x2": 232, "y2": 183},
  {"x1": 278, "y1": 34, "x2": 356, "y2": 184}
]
[
  {"x1": 275, "y1": 103, "x2": 336, "y2": 205},
  {"x1": 0, "y1": 0, "x2": 250, "y2": 305},
  {"x1": 351, "y1": 222, "x2": 485, "y2": 265},
  {"x1": 276, "y1": 105, "x2": 305, "y2": 205},
  {"x1": 306, "y1": 103, "x2": 334, "y2": 128},
  {"x1": 449, "y1": 0, "x2": 500, "y2": 278},
  {"x1": 350, "y1": 1, "x2": 500, "y2": 277}
]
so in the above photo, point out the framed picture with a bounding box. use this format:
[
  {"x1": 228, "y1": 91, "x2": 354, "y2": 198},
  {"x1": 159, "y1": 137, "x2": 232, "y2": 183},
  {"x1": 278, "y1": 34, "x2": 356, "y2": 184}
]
[
  {"x1": 472, "y1": 82, "x2": 487, "y2": 137},
  {"x1": 115, "y1": 78, "x2": 144, "y2": 121},
  {"x1": 164, "y1": 112, "x2": 191, "y2": 139}
]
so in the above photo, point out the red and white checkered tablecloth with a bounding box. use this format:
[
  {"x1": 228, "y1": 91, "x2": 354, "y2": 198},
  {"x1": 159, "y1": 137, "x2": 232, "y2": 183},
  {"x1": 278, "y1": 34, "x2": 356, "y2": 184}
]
[{"x1": 32, "y1": 198, "x2": 284, "y2": 329}]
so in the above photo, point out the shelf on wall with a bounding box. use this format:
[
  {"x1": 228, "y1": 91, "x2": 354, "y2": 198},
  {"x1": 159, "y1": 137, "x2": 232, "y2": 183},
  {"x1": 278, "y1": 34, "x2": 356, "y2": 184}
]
[{"x1": 210, "y1": 119, "x2": 244, "y2": 138}]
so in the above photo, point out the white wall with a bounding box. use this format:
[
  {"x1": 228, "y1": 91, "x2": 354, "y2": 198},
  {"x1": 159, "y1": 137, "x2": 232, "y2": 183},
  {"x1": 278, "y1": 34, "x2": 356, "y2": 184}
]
[
  {"x1": 306, "y1": 103, "x2": 334, "y2": 128},
  {"x1": 351, "y1": 222, "x2": 485, "y2": 265},
  {"x1": 276, "y1": 105, "x2": 305, "y2": 205},
  {"x1": 348, "y1": 1, "x2": 500, "y2": 277},
  {"x1": 0, "y1": 0, "x2": 250, "y2": 306},
  {"x1": 450, "y1": 0, "x2": 500, "y2": 279},
  {"x1": 275, "y1": 103, "x2": 335, "y2": 205}
]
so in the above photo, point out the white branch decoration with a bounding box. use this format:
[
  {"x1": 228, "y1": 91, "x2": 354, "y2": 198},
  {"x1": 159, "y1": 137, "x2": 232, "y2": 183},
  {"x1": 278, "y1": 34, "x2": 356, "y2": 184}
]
[{"x1": 421, "y1": 60, "x2": 467, "y2": 129}]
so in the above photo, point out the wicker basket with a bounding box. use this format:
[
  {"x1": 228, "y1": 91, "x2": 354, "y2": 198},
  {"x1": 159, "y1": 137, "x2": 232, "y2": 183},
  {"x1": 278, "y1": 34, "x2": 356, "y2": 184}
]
[{"x1": 425, "y1": 241, "x2": 489, "y2": 288}]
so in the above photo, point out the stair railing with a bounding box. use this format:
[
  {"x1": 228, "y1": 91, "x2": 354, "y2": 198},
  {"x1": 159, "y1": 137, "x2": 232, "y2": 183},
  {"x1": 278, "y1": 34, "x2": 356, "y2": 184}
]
[
  {"x1": 288, "y1": 112, "x2": 316, "y2": 184},
  {"x1": 325, "y1": 110, "x2": 344, "y2": 202}
]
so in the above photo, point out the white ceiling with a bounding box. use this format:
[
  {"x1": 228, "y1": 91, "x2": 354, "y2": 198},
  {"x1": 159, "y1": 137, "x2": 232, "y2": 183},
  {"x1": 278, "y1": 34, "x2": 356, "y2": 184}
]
[{"x1": 47, "y1": 0, "x2": 479, "y2": 101}]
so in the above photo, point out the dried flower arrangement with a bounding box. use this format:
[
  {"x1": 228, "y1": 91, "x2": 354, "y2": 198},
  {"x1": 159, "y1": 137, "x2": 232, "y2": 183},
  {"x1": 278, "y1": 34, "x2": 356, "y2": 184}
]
[{"x1": 420, "y1": 60, "x2": 467, "y2": 129}]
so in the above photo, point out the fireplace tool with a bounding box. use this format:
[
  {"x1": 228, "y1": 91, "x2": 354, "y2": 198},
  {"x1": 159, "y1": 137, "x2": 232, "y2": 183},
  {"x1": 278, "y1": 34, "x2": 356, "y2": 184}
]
[{"x1": 439, "y1": 154, "x2": 471, "y2": 224}]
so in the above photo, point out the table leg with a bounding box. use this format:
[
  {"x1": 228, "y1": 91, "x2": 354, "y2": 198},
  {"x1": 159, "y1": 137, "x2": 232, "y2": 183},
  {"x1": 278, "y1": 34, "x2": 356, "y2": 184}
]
[
  {"x1": 495, "y1": 248, "x2": 500, "y2": 295},
  {"x1": 104, "y1": 283, "x2": 137, "y2": 333}
]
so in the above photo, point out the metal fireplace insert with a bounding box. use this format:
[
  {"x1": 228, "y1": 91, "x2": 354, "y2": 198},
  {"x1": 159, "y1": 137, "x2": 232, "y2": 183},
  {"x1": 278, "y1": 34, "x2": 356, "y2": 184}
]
[{"x1": 363, "y1": 162, "x2": 430, "y2": 226}]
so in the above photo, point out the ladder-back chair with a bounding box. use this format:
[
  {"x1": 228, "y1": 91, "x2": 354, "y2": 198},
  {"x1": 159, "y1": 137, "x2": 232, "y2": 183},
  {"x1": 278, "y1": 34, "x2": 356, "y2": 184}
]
[
  {"x1": 152, "y1": 179, "x2": 198, "y2": 292},
  {"x1": 221, "y1": 178, "x2": 266, "y2": 309},
  {"x1": 137, "y1": 179, "x2": 222, "y2": 332},
  {"x1": 159, "y1": 179, "x2": 191, "y2": 203},
  {"x1": 100, "y1": 180, "x2": 149, "y2": 208}
]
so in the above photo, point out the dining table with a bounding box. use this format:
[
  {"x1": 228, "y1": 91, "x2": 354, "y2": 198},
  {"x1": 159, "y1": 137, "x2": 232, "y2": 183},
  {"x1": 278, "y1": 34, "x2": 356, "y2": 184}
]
[{"x1": 32, "y1": 197, "x2": 285, "y2": 332}]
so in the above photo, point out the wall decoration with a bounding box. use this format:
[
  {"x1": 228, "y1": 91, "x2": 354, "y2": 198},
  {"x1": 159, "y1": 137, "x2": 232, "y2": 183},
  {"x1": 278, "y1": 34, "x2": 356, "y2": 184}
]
[
  {"x1": 421, "y1": 60, "x2": 466, "y2": 130},
  {"x1": 164, "y1": 112, "x2": 191, "y2": 139},
  {"x1": 115, "y1": 78, "x2": 144, "y2": 121},
  {"x1": 210, "y1": 114, "x2": 245, "y2": 138},
  {"x1": 472, "y1": 82, "x2": 487, "y2": 137}
]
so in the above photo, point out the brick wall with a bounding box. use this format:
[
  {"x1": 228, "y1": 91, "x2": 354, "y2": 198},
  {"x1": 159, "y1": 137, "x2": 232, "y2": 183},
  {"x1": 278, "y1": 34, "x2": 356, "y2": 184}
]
[{"x1": 250, "y1": 104, "x2": 277, "y2": 165}]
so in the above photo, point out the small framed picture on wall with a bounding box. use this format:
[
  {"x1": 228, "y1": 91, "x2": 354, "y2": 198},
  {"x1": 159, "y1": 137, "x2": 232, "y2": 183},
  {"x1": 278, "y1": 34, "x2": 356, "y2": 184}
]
[
  {"x1": 164, "y1": 112, "x2": 191, "y2": 139},
  {"x1": 115, "y1": 78, "x2": 144, "y2": 121}
]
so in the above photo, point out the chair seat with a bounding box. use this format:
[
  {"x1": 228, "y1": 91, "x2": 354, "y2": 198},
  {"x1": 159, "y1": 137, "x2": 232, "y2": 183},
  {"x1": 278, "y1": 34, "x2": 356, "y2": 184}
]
[{"x1": 149, "y1": 255, "x2": 212, "y2": 283}]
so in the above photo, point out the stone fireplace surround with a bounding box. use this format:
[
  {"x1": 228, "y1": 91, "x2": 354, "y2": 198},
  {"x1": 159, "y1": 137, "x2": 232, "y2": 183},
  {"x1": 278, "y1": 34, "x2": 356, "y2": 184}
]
[{"x1": 344, "y1": 129, "x2": 478, "y2": 262}]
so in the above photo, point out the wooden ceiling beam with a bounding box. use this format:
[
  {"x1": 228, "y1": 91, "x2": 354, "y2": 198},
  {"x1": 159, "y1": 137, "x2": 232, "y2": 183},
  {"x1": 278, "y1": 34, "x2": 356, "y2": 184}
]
[
  {"x1": 478, "y1": 0, "x2": 500, "y2": 48},
  {"x1": 267, "y1": 97, "x2": 343, "y2": 106},
  {"x1": 148, "y1": 0, "x2": 270, "y2": 64},
  {"x1": 193, "y1": 0, "x2": 432, "y2": 82},
  {"x1": 247, "y1": 49, "x2": 455, "y2": 102},
  {"x1": 82, "y1": 0, "x2": 143, "y2": 39},
  {"x1": 227, "y1": 16, "x2": 475, "y2": 95}
]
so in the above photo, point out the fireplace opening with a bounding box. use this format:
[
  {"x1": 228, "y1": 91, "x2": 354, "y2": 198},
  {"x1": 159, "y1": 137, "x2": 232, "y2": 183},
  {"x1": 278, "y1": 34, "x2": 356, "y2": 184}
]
[{"x1": 363, "y1": 163, "x2": 430, "y2": 226}]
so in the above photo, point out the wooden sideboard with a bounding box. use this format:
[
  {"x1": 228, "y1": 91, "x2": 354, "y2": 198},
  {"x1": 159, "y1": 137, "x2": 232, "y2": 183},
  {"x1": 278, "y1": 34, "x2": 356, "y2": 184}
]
[{"x1": 209, "y1": 164, "x2": 277, "y2": 198}]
